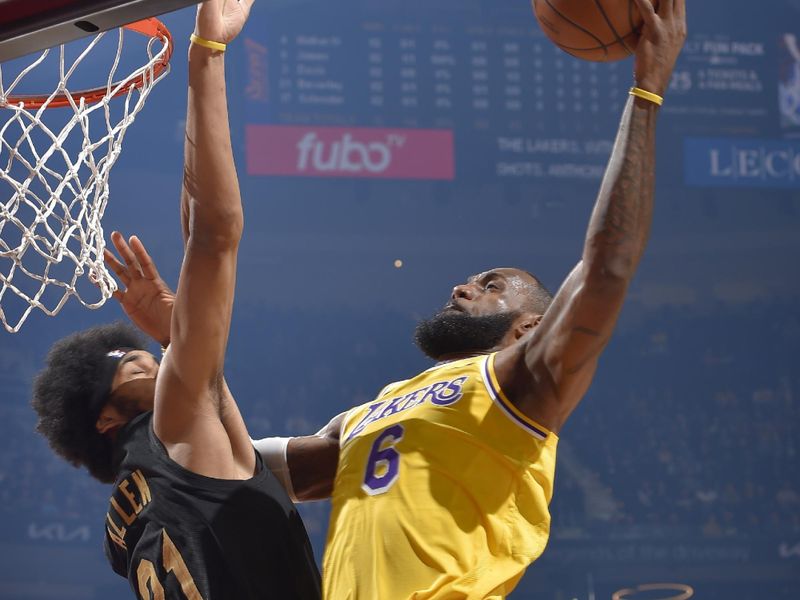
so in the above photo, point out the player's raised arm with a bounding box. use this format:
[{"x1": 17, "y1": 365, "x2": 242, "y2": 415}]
[
  {"x1": 154, "y1": 0, "x2": 256, "y2": 478},
  {"x1": 103, "y1": 233, "x2": 340, "y2": 499},
  {"x1": 495, "y1": 0, "x2": 687, "y2": 433}
]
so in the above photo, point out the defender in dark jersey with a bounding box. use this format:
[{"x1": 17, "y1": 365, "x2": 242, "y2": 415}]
[
  {"x1": 105, "y1": 409, "x2": 319, "y2": 599},
  {"x1": 31, "y1": 1, "x2": 321, "y2": 598}
]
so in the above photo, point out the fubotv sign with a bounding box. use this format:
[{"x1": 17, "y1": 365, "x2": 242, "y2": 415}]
[{"x1": 246, "y1": 125, "x2": 454, "y2": 180}]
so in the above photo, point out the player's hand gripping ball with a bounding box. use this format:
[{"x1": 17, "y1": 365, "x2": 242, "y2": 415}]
[{"x1": 533, "y1": 0, "x2": 658, "y2": 62}]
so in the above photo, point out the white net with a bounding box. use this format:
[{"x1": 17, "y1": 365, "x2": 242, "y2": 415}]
[{"x1": 0, "y1": 21, "x2": 171, "y2": 333}]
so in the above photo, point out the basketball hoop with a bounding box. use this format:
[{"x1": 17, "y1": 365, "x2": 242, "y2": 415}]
[{"x1": 0, "y1": 18, "x2": 172, "y2": 333}]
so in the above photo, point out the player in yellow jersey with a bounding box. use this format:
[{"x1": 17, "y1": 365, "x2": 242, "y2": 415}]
[
  {"x1": 102, "y1": 0, "x2": 687, "y2": 597},
  {"x1": 323, "y1": 347, "x2": 559, "y2": 598},
  {"x1": 272, "y1": 2, "x2": 687, "y2": 596}
]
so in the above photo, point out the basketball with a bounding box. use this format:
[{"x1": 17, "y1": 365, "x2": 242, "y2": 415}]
[{"x1": 532, "y1": 0, "x2": 656, "y2": 62}]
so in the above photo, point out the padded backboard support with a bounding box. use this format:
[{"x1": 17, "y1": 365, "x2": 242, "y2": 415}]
[{"x1": 0, "y1": 0, "x2": 199, "y2": 61}]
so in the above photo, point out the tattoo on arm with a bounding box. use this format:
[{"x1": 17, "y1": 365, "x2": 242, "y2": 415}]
[{"x1": 587, "y1": 99, "x2": 657, "y2": 274}]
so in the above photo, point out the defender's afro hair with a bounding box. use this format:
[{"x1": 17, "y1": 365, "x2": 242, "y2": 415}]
[{"x1": 31, "y1": 322, "x2": 147, "y2": 483}]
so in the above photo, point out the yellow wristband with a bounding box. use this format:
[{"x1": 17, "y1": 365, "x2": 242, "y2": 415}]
[
  {"x1": 190, "y1": 34, "x2": 227, "y2": 52},
  {"x1": 629, "y1": 86, "x2": 663, "y2": 106}
]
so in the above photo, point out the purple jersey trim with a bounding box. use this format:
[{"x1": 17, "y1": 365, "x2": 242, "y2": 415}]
[{"x1": 481, "y1": 355, "x2": 548, "y2": 440}]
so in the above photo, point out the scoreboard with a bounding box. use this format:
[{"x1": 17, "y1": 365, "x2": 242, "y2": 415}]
[{"x1": 241, "y1": 0, "x2": 800, "y2": 188}]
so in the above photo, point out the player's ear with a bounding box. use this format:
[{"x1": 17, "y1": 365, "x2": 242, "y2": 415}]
[
  {"x1": 513, "y1": 314, "x2": 543, "y2": 340},
  {"x1": 96, "y1": 405, "x2": 123, "y2": 434}
]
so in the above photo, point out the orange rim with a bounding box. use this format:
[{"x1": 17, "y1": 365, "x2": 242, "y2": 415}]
[{"x1": 4, "y1": 17, "x2": 172, "y2": 110}]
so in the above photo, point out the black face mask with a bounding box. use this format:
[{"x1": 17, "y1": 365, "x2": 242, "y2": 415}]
[{"x1": 413, "y1": 310, "x2": 520, "y2": 360}]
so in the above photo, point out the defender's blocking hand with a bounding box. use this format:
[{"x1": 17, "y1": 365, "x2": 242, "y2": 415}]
[
  {"x1": 194, "y1": 0, "x2": 256, "y2": 46},
  {"x1": 105, "y1": 231, "x2": 175, "y2": 347}
]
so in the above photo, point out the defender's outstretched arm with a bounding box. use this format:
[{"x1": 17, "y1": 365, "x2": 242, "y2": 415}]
[
  {"x1": 154, "y1": 0, "x2": 257, "y2": 479},
  {"x1": 104, "y1": 230, "x2": 329, "y2": 496},
  {"x1": 495, "y1": 0, "x2": 687, "y2": 433}
]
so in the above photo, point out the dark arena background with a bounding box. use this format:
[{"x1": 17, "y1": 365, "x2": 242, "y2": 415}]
[{"x1": 1, "y1": 0, "x2": 799, "y2": 598}]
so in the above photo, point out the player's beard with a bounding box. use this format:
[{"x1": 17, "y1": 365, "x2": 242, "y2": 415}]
[{"x1": 414, "y1": 310, "x2": 520, "y2": 360}]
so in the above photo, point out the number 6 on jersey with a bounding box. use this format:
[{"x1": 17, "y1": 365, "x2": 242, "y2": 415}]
[{"x1": 362, "y1": 424, "x2": 405, "y2": 495}]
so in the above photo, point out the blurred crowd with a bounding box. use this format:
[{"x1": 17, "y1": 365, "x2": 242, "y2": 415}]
[{"x1": 552, "y1": 300, "x2": 800, "y2": 540}]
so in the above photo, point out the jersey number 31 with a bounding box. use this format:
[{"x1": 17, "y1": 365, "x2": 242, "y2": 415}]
[{"x1": 137, "y1": 529, "x2": 201, "y2": 599}]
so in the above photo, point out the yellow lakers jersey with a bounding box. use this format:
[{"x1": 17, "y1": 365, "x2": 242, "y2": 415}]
[{"x1": 322, "y1": 353, "x2": 559, "y2": 600}]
